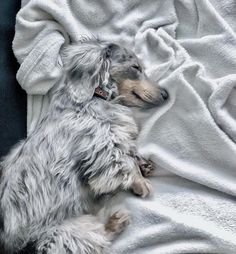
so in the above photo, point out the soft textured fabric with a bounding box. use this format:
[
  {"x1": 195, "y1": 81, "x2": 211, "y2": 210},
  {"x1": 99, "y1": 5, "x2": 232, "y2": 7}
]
[
  {"x1": 13, "y1": 0, "x2": 236, "y2": 253},
  {"x1": 0, "y1": 0, "x2": 26, "y2": 158}
]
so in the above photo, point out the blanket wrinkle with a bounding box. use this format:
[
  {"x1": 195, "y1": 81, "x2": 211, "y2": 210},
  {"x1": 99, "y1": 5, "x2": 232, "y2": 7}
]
[{"x1": 13, "y1": 0, "x2": 236, "y2": 253}]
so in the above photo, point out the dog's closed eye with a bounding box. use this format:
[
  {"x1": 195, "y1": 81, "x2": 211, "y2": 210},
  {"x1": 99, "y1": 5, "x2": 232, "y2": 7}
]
[
  {"x1": 132, "y1": 90, "x2": 143, "y2": 101},
  {"x1": 131, "y1": 65, "x2": 142, "y2": 72}
]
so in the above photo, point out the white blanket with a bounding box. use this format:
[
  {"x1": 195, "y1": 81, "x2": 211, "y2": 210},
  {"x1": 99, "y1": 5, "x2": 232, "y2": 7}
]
[{"x1": 13, "y1": 0, "x2": 236, "y2": 253}]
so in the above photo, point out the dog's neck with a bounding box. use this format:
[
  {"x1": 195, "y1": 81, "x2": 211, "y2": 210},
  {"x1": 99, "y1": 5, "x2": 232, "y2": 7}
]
[{"x1": 51, "y1": 76, "x2": 118, "y2": 113}]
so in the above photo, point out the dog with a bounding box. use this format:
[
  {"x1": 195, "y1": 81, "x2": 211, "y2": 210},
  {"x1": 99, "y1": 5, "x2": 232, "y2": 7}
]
[{"x1": 0, "y1": 39, "x2": 168, "y2": 254}]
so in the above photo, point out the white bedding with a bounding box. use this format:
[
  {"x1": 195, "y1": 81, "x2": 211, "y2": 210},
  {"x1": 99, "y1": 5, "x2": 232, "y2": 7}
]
[{"x1": 13, "y1": 0, "x2": 236, "y2": 253}]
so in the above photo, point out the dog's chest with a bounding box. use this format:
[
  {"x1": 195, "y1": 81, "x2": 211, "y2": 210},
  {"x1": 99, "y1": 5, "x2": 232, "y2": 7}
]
[
  {"x1": 70, "y1": 100, "x2": 139, "y2": 157},
  {"x1": 92, "y1": 100, "x2": 139, "y2": 142}
]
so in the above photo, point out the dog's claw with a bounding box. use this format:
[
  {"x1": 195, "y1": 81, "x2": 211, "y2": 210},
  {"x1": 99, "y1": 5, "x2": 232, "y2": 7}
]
[{"x1": 131, "y1": 178, "x2": 153, "y2": 198}]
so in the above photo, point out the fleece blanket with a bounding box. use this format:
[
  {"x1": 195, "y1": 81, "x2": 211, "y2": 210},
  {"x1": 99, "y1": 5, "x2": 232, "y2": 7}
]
[{"x1": 13, "y1": 0, "x2": 236, "y2": 253}]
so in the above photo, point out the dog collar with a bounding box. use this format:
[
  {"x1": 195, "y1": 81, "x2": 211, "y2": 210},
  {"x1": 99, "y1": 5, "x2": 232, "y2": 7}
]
[
  {"x1": 94, "y1": 83, "x2": 116, "y2": 101},
  {"x1": 94, "y1": 87, "x2": 110, "y2": 100}
]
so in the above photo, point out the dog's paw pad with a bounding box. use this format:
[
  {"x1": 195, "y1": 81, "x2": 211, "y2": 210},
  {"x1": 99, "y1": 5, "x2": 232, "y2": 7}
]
[
  {"x1": 131, "y1": 178, "x2": 153, "y2": 198},
  {"x1": 137, "y1": 157, "x2": 155, "y2": 177},
  {"x1": 105, "y1": 210, "x2": 130, "y2": 234},
  {"x1": 140, "y1": 161, "x2": 155, "y2": 177}
]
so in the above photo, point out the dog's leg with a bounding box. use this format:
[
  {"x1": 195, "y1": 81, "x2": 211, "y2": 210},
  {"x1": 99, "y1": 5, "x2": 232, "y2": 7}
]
[
  {"x1": 119, "y1": 156, "x2": 153, "y2": 198},
  {"x1": 124, "y1": 155, "x2": 154, "y2": 197},
  {"x1": 36, "y1": 211, "x2": 130, "y2": 254},
  {"x1": 87, "y1": 153, "x2": 153, "y2": 198}
]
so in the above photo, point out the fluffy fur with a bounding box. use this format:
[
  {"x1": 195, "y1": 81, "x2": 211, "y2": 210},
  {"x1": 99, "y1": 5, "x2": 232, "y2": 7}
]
[{"x1": 0, "y1": 39, "x2": 168, "y2": 254}]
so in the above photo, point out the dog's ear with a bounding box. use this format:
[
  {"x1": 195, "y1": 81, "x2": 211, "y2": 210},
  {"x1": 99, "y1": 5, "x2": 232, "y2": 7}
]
[{"x1": 62, "y1": 43, "x2": 110, "y2": 103}]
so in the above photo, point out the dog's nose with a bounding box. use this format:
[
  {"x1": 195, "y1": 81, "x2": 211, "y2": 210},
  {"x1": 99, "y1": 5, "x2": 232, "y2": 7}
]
[{"x1": 160, "y1": 89, "x2": 168, "y2": 100}]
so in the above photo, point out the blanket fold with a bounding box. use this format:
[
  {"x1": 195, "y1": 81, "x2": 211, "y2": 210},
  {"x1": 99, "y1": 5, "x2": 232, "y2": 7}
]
[{"x1": 13, "y1": 0, "x2": 236, "y2": 253}]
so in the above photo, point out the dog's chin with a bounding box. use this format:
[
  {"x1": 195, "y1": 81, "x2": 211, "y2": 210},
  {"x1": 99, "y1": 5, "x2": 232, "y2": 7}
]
[{"x1": 118, "y1": 97, "x2": 167, "y2": 109}]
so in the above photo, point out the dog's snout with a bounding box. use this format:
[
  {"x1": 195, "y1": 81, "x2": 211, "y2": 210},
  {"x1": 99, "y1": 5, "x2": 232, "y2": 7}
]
[{"x1": 160, "y1": 89, "x2": 168, "y2": 100}]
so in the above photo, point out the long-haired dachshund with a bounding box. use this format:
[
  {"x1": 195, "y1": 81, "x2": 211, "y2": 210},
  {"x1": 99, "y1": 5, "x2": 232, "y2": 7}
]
[{"x1": 0, "y1": 39, "x2": 168, "y2": 254}]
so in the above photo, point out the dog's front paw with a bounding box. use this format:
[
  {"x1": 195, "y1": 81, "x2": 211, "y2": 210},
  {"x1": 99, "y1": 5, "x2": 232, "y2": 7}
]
[
  {"x1": 131, "y1": 178, "x2": 153, "y2": 198},
  {"x1": 136, "y1": 157, "x2": 155, "y2": 177},
  {"x1": 105, "y1": 210, "x2": 130, "y2": 236}
]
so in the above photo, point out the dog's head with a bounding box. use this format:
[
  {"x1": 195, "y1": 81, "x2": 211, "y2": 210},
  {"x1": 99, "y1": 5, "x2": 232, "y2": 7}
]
[{"x1": 62, "y1": 39, "x2": 168, "y2": 107}]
